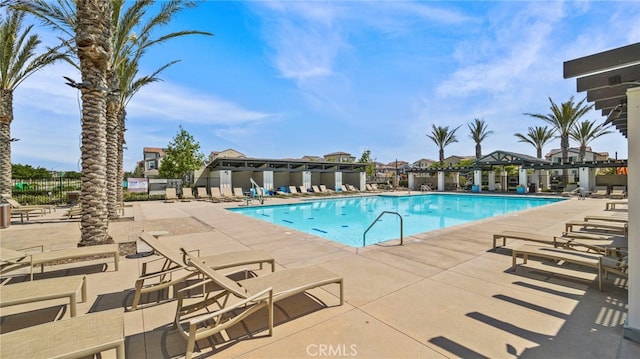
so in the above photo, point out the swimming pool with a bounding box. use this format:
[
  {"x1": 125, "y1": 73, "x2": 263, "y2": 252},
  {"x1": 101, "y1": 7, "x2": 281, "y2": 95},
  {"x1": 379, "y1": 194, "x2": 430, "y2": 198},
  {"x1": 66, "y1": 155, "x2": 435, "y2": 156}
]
[{"x1": 228, "y1": 194, "x2": 563, "y2": 247}]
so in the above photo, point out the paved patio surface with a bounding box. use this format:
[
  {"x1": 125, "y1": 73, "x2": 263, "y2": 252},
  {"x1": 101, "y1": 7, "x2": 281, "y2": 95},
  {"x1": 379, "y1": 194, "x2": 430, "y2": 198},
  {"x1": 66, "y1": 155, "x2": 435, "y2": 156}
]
[{"x1": 1, "y1": 193, "x2": 638, "y2": 358}]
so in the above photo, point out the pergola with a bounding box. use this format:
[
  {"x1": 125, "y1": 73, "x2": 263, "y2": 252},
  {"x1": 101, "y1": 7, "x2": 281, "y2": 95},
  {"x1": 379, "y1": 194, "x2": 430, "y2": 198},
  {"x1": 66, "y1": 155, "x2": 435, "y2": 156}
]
[{"x1": 564, "y1": 42, "x2": 639, "y2": 342}]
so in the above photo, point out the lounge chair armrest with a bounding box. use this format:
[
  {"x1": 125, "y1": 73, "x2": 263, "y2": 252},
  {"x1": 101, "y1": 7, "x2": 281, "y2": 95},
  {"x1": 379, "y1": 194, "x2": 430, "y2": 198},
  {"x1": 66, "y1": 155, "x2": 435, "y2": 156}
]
[
  {"x1": 17, "y1": 244, "x2": 44, "y2": 253},
  {"x1": 140, "y1": 257, "x2": 181, "y2": 276},
  {"x1": 138, "y1": 265, "x2": 187, "y2": 280},
  {"x1": 181, "y1": 249, "x2": 200, "y2": 265},
  {"x1": 186, "y1": 287, "x2": 273, "y2": 326}
]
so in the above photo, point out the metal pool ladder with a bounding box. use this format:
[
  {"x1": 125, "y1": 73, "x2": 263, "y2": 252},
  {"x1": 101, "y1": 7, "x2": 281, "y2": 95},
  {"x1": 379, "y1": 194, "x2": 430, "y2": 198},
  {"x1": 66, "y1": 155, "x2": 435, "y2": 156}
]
[{"x1": 362, "y1": 211, "x2": 403, "y2": 248}]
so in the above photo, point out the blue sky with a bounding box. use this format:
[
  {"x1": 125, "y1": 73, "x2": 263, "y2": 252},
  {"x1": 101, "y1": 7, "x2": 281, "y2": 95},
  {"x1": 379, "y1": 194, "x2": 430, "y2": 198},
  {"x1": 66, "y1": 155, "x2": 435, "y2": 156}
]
[{"x1": 11, "y1": 1, "x2": 640, "y2": 171}]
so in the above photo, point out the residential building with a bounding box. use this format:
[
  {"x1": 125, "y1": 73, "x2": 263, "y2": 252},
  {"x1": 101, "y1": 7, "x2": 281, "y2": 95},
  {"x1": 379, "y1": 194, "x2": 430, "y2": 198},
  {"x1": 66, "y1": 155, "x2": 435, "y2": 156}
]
[
  {"x1": 545, "y1": 147, "x2": 610, "y2": 180},
  {"x1": 412, "y1": 158, "x2": 436, "y2": 169},
  {"x1": 208, "y1": 149, "x2": 246, "y2": 162},
  {"x1": 324, "y1": 151, "x2": 356, "y2": 162},
  {"x1": 143, "y1": 147, "x2": 165, "y2": 178}
]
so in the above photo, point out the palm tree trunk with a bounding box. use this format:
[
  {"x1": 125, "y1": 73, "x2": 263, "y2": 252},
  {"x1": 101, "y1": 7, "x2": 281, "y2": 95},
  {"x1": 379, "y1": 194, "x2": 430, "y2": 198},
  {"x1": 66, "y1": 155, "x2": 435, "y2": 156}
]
[
  {"x1": 475, "y1": 143, "x2": 481, "y2": 159},
  {"x1": 0, "y1": 90, "x2": 13, "y2": 197},
  {"x1": 76, "y1": 0, "x2": 113, "y2": 246},
  {"x1": 106, "y1": 70, "x2": 119, "y2": 219},
  {"x1": 561, "y1": 134, "x2": 569, "y2": 184},
  {"x1": 439, "y1": 148, "x2": 444, "y2": 166},
  {"x1": 116, "y1": 108, "x2": 126, "y2": 204},
  {"x1": 579, "y1": 145, "x2": 586, "y2": 162}
]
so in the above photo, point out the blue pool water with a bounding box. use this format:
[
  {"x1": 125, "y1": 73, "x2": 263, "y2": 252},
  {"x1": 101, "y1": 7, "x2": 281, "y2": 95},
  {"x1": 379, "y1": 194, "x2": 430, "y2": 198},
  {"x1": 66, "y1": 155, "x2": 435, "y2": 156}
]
[{"x1": 228, "y1": 194, "x2": 563, "y2": 247}]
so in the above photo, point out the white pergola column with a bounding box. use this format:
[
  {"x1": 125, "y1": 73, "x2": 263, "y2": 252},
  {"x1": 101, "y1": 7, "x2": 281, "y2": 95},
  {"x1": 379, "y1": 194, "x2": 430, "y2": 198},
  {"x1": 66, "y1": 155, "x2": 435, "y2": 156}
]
[
  {"x1": 219, "y1": 170, "x2": 232, "y2": 190},
  {"x1": 359, "y1": 172, "x2": 366, "y2": 191},
  {"x1": 488, "y1": 171, "x2": 496, "y2": 191},
  {"x1": 453, "y1": 172, "x2": 460, "y2": 190},
  {"x1": 437, "y1": 171, "x2": 445, "y2": 191},
  {"x1": 263, "y1": 171, "x2": 274, "y2": 192},
  {"x1": 578, "y1": 167, "x2": 596, "y2": 192},
  {"x1": 518, "y1": 168, "x2": 527, "y2": 191},
  {"x1": 302, "y1": 171, "x2": 312, "y2": 191},
  {"x1": 625, "y1": 87, "x2": 640, "y2": 341},
  {"x1": 474, "y1": 170, "x2": 482, "y2": 192},
  {"x1": 334, "y1": 172, "x2": 342, "y2": 191},
  {"x1": 408, "y1": 173, "x2": 415, "y2": 190},
  {"x1": 501, "y1": 171, "x2": 508, "y2": 191}
]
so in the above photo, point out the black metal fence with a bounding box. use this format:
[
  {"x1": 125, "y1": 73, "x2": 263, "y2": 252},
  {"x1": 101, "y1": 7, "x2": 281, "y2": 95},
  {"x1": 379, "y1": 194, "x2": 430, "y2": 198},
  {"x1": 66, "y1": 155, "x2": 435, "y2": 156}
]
[{"x1": 10, "y1": 178, "x2": 82, "y2": 205}]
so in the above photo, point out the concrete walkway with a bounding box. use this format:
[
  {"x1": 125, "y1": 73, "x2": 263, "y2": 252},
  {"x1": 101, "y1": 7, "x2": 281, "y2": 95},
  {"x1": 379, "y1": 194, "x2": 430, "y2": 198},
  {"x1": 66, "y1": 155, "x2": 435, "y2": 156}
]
[{"x1": 1, "y1": 194, "x2": 638, "y2": 358}]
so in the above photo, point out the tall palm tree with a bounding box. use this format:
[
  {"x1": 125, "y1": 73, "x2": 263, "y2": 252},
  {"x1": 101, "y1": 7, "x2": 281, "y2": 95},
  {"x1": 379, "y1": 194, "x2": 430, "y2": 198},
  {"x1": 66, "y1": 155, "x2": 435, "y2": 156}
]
[
  {"x1": 109, "y1": 0, "x2": 211, "y2": 217},
  {"x1": 514, "y1": 126, "x2": 556, "y2": 159},
  {"x1": 569, "y1": 120, "x2": 613, "y2": 162},
  {"x1": 427, "y1": 124, "x2": 461, "y2": 166},
  {"x1": 467, "y1": 118, "x2": 493, "y2": 159},
  {"x1": 0, "y1": 9, "x2": 65, "y2": 196},
  {"x1": 524, "y1": 96, "x2": 592, "y2": 184},
  {"x1": 17, "y1": 0, "x2": 211, "y2": 219},
  {"x1": 74, "y1": 0, "x2": 113, "y2": 246}
]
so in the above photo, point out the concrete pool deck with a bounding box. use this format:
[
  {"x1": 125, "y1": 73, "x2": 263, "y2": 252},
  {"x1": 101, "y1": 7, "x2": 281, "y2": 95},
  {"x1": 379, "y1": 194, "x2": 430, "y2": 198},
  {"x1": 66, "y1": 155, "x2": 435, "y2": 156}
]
[{"x1": 1, "y1": 193, "x2": 638, "y2": 358}]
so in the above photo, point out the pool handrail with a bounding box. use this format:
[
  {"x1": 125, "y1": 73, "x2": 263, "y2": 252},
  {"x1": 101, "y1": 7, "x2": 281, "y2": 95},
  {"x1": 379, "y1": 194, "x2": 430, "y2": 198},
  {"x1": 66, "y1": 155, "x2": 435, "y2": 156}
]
[{"x1": 362, "y1": 211, "x2": 403, "y2": 247}]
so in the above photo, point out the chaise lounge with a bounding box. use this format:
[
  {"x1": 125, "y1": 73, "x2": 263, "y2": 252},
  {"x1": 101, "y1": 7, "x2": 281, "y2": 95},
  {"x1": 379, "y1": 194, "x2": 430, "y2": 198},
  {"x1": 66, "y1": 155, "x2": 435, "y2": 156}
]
[
  {"x1": 511, "y1": 244, "x2": 627, "y2": 291},
  {"x1": 0, "y1": 308, "x2": 125, "y2": 358},
  {"x1": 174, "y1": 248, "x2": 344, "y2": 359},
  {"x1": 1, "y1": 244, "x2": 120, "y2": 281},
  {"x1": 129, "y1": 232, "x2": 275, "y2": 310}
]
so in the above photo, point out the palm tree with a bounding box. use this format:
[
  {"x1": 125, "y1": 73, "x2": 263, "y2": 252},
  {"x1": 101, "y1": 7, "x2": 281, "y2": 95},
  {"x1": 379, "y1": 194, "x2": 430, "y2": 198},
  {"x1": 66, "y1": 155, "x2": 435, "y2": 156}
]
[
  {"x1": 74, "y1": 0, "x2": 113, "y2": 246},
  {"x1": 514, "y1": 126, "x2": 556, "y2": 159},
  {"x1": 569, "y1": 120, "x2": 613, "y2": 162},
  {"x1": 524, "y1": 96, "x2": 592, "y2": 184},
  {"x1": 467, "y1": 118, "x2": 493, "y2": 159},
  {"x1": 0, "y1": 9, "x2": 65, "y2": 196},
  {"x1": 427, "y1": 124, "x2": 461, "y2": 166},
  {"x1": 17, "y1": 0, "x2": 211, "y2": 220}
]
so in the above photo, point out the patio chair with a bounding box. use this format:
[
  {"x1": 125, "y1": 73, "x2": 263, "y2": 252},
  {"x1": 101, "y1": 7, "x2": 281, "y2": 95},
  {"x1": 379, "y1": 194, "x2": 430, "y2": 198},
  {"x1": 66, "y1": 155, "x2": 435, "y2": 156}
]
[
  {"x1": 605, "y1": 200, "x2": 628, "y2": 211},
  {"x1": 165, "y1": 188, "x2": 178, "y2": 203},
  {"x1": 560, "y1": 184, "x2": 578, "y2": 197},
  {"x1": 589, "y1": 186, "x2": 608, "y2": 198},
  {"x1": 233, "y1": 187, "x2": 248, "y2": 200},
  {"x1": 0, "y1": 308, "x2": 125, "y2": 359},
  {"x1": 64, "y1": 205, "x2": 81, "y2": 219},
  {"x1": 609, "y1": 186, "x2": 627, "y2": 199},
  {"x1": 2, "y1": 197, "x2": 47, "y2": 223},
  {"x1": 289, "y1": 186, "x2": 300, "y2": 195},
  {"x1": 565, "y1": 220, "x2": 628, "y2": 237},
  {"x1": 492, "y1": 230, "x2": 625, "y2": 255},
  {"x1": 583, "y1": 215, "x2": 628, "y2": 223},
  {"x1": 181, "y1": 188, "x2": 195, "y2": 202},
  {"x1": 175, "y1": 248, "x2": 343, "y2": 359},
  {"x1": 1, "y1": 244, "x2": 120, "y2": 281},
  {"x1": 0, "y1": 275, "x2": 87, "y2": 317},
  {"x1": 196, "y1": 187, "x2": 210, "y2": 201},
  {"x1": 210, "y1": 187, "x2": 224, "y2": 202},
  {"x1": 129, "y1": 232, "x2": 275, "y2": 310},
  {"x1": 319, "y1": 184, "x2": 334, "y2": 194},
  {"x1": 221, "y1": 186, "x2": 240, "y2": 202},
  {"x1": 511, "y1": 244, "x2": 627, "y2": 291}
]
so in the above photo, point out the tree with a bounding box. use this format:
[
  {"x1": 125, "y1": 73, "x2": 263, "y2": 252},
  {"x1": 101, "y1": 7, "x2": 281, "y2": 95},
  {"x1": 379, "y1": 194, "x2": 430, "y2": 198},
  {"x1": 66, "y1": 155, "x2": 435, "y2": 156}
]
[
  {"x1": 17, "y1": 0, "x2": 212, "y2": 219},
  {"x1": 569, "y1": 120, "x2": 613, "y2": 162},
  {"x1": 75, "y1": 0, "x2": 113, "y2": 246},
  {"x1": 358, "y1": 149, "x2": 376, "y2": 178},
  {"x1": 514, "y1": 126, "x2": 556, "y2": 159},
  {"x1": 11, "y1": 163, "x2": 52, "y2": 178},
  {"x1": 159, "y1": 125, "x2": 205, "y2": 183},
  {"x1": 426, "y1": 124, "x2": 461, "y2": 166},
  {"x1": 524, "y1": 96, "x2": 592, "y2": 184},
  {"x1": 467, "y1": 118, "x2": 493, "y2": 159},
  {"x1": 0, "y1": 8, "x2": 65, "y2": 196}
]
